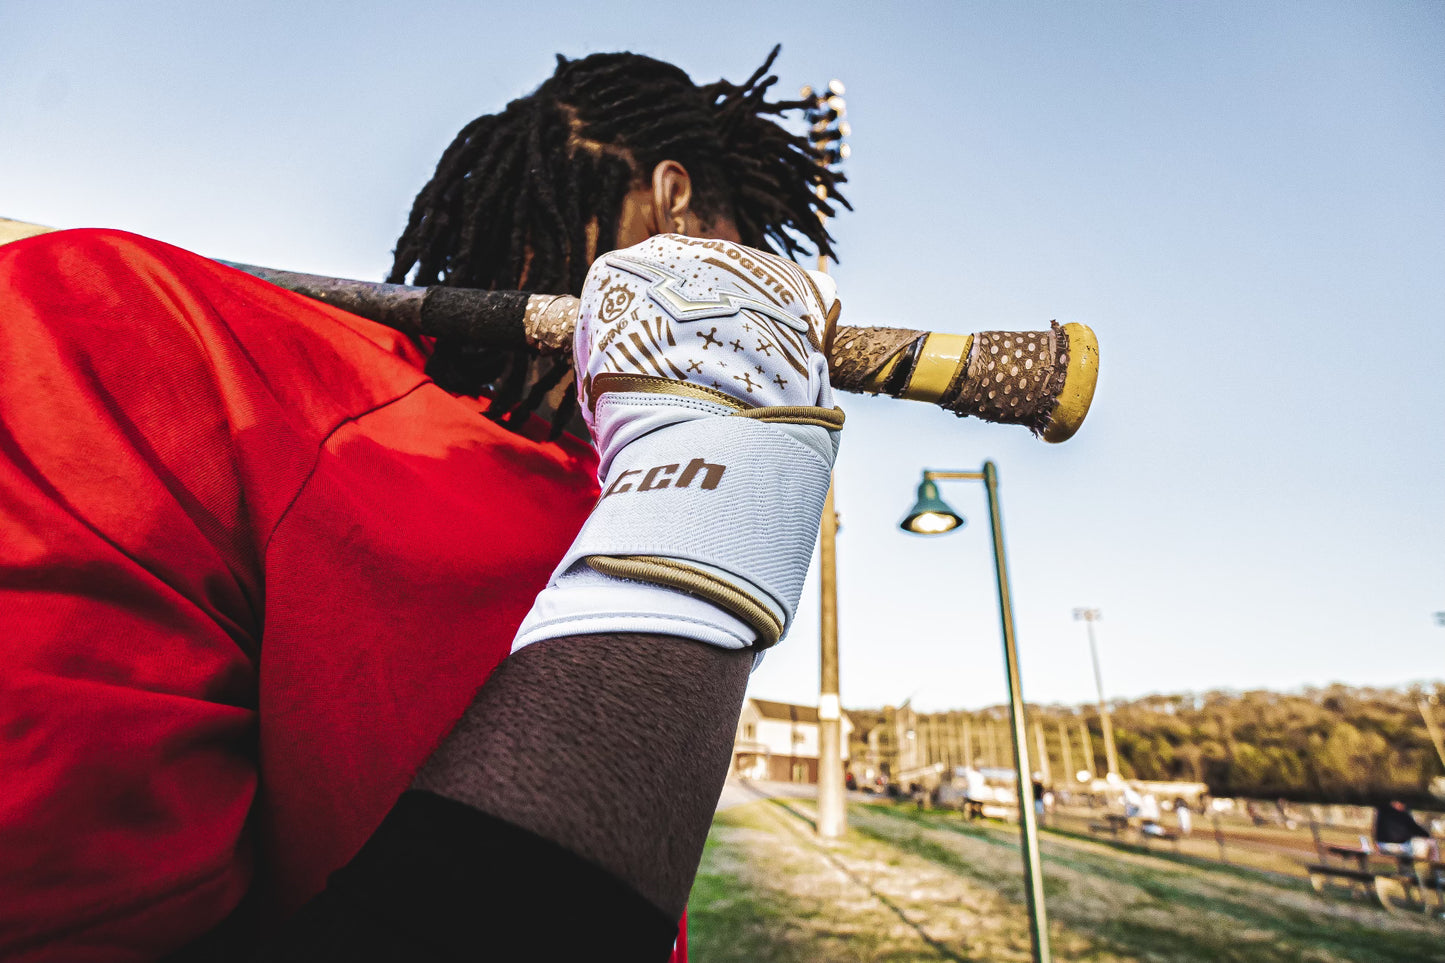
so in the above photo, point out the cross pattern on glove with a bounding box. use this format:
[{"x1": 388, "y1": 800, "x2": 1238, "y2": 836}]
[{"x1": 576, "y1": 234, "x2": 837, "y2": 419}]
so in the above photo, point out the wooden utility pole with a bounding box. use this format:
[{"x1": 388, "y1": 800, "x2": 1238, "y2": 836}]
[
  {"x1": 1418, "y1": 697, "x2": 1445, "y2": 771},
  {"x1": 1059, "y1": 721, "x2": 1075, "y2": 785},
  {"x1": 1079, "y1": 717, "x2": 1097, "y2": 778},
  {"x1": 809, "y1": 81, "x2": 848, "y2": 839},
  {"x1": 817, "y1": 480, "x2": 844, "y2": 837},
  {"x1": 1034, "y1": 722, "x2": 1051, "y2": 785}
]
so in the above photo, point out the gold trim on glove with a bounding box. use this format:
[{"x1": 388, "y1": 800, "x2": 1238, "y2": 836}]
[
  {"x1": 584, "y1": 555, "x2": 784, "y2": 649},
  {"x1": 588, "y1": 373, "x2": 845, "y2": 432},
  {"x1": 731, "y1": 406, "x2": 846, "y2": 429},
  {"x1": 588, "y1": 372, "x2": 749, "y2": 413}
]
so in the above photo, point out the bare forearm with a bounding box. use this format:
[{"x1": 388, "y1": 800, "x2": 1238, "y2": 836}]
[{"x1": 410, "y1": 633, "x2": 753, "y2": 918}]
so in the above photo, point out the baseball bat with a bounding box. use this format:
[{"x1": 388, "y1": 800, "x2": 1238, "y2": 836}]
[
  {"x1": 220, "y1": 261, "x2": 1097, "y2": 442},
  {"x1": 4, "y1": 215, "x2": 1099, "y2": 440}
]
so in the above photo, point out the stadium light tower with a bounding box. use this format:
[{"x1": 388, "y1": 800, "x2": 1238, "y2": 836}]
[{"x1": 1073, "y1": 608, "x2": 1119, "y2": 779}]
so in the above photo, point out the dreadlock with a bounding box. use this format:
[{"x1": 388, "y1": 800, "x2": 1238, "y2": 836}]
[{"x1": 388, "y1": 45, "x2": 849, "y2": 434}]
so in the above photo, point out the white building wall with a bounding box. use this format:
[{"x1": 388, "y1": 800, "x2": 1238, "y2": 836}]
[{"x1": 756, "y1": 717, "x2": 816, "y2": 757}]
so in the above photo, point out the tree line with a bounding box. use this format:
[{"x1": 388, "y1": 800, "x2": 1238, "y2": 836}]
[
  {"x1": 855, "y1": 684, "x2": 1445, "y2": 807},
  {"x1": 1045, "y1": 685, "x2": 1445, "y2": 806}
]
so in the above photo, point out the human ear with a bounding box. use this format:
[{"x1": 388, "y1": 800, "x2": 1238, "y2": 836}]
[{"x1": 649, "y1": 160, "x2": 694, "y2": 235}]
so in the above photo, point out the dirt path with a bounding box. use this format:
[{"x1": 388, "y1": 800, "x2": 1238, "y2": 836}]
[
  {"x1": 693, "y1": 793, "x2": 1049, "y2": 961},
  {"x1": 715, "y1": 776, "x2": 871, "y2": 813}
]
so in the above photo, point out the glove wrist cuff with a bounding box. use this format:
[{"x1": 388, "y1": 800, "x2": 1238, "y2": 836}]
[{"x1": 519, "y1": 412, "x2": 835, "y2": 651}]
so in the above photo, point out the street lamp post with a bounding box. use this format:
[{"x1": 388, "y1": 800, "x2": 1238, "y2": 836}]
[
  {"x1": 900, "y1": 462, "x2": 1052, "y2": 963},
  {"x1": 1073, "y1": 608, "x2": 1119, "y2": 779}
]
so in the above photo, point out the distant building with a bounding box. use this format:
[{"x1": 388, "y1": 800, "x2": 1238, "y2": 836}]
[{"x1": 733, "y1": 698, "x2": 853, "y2": 784}]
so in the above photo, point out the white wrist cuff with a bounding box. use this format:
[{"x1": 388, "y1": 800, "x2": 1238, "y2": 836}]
[
  {"x1": 557, "y1": 412, "x2": 831, "y2": 647},
  {"x1": 511, "y1": 402, "x2": 833, "y2": 655}
]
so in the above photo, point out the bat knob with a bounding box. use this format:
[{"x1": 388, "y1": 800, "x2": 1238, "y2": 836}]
[{"x1": 1041, "y1": 322, "x2": 1098, "y2": 443}]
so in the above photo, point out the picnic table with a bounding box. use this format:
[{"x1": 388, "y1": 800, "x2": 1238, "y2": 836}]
[
  {"x1": 1324, "y1": 844, "x2": 1372, "y2": 872},
  {"x1": 1309, "y1": 845, "x2": 1445, "y2": 915},
  {"x1": 1088, "y1": 813, "x2": 1131, "y2": 837},
  {"x1": 1375, "y1": 859, "x2": 1445, "y2": 915}
]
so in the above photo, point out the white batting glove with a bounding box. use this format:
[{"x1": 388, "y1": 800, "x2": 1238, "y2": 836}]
[{"x1": 513, "y1": 234, "x2": 843, "y2": 653}]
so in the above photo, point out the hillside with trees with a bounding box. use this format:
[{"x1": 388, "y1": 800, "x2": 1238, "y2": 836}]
[{"x1": 849, "y1": 684, "x2": 1445, "y2": 806}]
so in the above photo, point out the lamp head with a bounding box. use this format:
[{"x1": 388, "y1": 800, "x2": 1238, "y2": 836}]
[{"x1": 900, "y1": 477, "x2": 964, "y2": 535}]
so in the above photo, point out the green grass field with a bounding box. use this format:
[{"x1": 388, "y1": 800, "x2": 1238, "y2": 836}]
[{"x1": 688, "y1": 799, "x2": 1445, "y2": 962}]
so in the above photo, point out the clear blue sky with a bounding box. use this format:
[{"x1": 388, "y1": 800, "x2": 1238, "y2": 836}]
[{"x1": 4, "y1": 1, "x2": 1441, "y2": 713}]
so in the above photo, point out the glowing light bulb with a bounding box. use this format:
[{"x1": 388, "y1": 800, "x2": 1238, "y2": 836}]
[{"x1": 909, "y1": 512, "x2": 958, "y2": 534}]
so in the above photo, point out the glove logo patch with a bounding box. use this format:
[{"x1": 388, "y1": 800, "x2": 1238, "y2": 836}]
[
  {"x1": 602, "y1": 253, "x2": 809, "y2": 335},
  {"x1": 604, "y1": 457, "x2": 726, "y2": 497},
  {"x1": 596, "y1": 279, "x2": 635, "y2": 323}
]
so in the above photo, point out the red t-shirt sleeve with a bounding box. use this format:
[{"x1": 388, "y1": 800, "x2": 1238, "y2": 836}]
[{"x1": 0, "y1": 231, "x2": 279, "y2": 959}]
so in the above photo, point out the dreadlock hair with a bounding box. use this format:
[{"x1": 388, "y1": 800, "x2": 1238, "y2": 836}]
[{"x1": 388, "y1": 45, "x2": 849, "y2": 435}]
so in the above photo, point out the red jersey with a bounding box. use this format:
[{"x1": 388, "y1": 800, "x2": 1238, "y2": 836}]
[{"x1": 0, "y1": 229, "x2": 605, "y2": 959}]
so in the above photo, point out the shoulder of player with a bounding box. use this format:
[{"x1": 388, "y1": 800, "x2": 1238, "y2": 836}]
[{"x1": 1, "y1": 227, "x2": 432, "y2": 439}]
